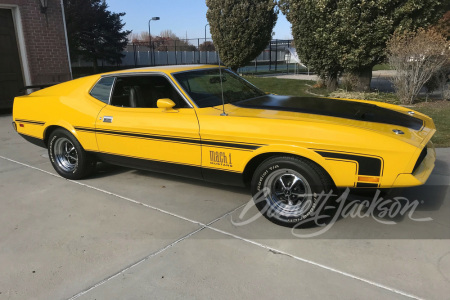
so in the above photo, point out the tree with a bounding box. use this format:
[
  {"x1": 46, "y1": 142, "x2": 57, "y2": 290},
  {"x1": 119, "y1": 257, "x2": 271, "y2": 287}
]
[
  {"x1": 206, "y1": 0, "x2": 277, "y2": 72},
  {"x1": 153, "y1": 36, "x2": 196, "y2": 51},
  {"x1": 280, "y1": 0, "x2": 446, "y2": 91},
  {"x1": 424, "y1": 60, "x2": 450, "y2": 100},
  {"x1": 199, "y1": 41, "x2": 215, "y2": 51},
  {"x1": 129, "y1": 31, "x2": 150, "y2": 43},
  {"x1": 64, "y1": 0, "x2": 130, "y2": 72},
  {"x1": 130, "y1": 30, "x2": 197, "y2": 51},
  {"x1": 279, "y1": 0, "x2": 342, "y2": 90},
  {"x1": 433, "y1": 10, "x2": 450, "y2": 40},
  {"x1": 386, "y1": 28, "x2": 449, "y2": 104}
]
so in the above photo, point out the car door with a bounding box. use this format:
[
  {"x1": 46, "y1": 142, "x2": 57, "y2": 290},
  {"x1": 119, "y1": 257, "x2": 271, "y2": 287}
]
[{"x1": 95, "y1": 74, "x2": 202, "y2": 179}]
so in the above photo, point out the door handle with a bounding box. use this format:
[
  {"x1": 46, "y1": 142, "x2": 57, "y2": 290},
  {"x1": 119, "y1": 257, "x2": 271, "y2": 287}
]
[{"x1": 102, "y1": 116, "x2": 113, "y2": 123}]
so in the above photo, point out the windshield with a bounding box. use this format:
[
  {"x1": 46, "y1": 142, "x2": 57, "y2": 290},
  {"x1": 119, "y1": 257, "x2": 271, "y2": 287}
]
[{"x1": 172, "y1": 69, "x2": 266, "y2": 108}]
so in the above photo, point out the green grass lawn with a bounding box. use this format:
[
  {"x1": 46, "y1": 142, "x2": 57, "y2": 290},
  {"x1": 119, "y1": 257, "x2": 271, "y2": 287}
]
[
  {"x1": 245, "y1": 77, "x2": 313, "y2": 97},
  {"x1": 245, "y1": 76, "x2": 449, "y2": 147},
  {"x1": 372, "y1": 64, "x2": 392, "y2": 71},
  {"x1": 414, "y1": 101, "x2": 450, "y2": 147}
]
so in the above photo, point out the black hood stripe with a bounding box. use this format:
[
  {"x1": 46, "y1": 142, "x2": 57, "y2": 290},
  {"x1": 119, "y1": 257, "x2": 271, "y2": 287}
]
[{"x1": 233, "y1": 96, "x2": 424, "y2": 130}]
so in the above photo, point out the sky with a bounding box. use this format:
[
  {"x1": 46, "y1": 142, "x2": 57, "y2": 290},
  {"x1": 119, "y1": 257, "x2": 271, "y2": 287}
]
[{"x1": 106, "y1": 0, "x2": 293, "y2": 41}]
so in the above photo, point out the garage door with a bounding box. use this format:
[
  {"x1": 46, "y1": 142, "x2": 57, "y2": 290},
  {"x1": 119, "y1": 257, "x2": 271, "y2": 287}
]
[{"x1": 0, "y1": 9, "x2": 24, "y2": 109}]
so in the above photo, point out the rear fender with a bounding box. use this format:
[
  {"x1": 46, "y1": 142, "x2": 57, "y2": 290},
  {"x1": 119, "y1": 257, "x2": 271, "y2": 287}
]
[{"x1": 44, "y1": 121, "x2": 78, "y2": 141}]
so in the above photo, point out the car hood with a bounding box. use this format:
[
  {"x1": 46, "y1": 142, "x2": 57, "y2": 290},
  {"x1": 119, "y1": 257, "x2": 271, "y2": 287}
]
[
  {"x1": 233, "y1": 95, "x2": 424, "y2": 130},
  {"x1": 209, "y1": 95, "x2": 435, "y2": 148}
]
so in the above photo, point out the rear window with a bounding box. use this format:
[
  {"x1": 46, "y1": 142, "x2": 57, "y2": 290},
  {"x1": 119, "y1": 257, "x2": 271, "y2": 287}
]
[{"x1": 90, "y1": 77, "x2": 115, "y2": 103}]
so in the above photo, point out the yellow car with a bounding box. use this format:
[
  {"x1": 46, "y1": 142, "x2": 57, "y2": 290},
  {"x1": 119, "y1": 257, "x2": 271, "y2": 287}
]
[{"x1": 12, "y1": 65, "x2": 436, "y2": 226}]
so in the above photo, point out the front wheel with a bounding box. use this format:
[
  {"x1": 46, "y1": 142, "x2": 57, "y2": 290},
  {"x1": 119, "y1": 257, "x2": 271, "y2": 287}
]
[
  {"x1": 251, "y1": 156, "x2": 335, "y2": 227},
  {"x1": 48, "y1": 128, "x2": 95, "y2": 179}
]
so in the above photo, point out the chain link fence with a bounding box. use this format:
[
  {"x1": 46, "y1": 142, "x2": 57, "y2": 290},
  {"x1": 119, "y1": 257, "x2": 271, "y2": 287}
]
[{"x1": 72, "y1": 38, "x2": 310, "y2": 76}]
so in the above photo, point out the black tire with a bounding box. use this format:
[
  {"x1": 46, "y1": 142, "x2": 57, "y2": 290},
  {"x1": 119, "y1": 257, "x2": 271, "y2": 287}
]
[
  {"x1": 48, "y1": 128, "x2": 95, "y2": 179},
  {"x1": 251, "y1": 156, "x2": 335, "y2": 228}
]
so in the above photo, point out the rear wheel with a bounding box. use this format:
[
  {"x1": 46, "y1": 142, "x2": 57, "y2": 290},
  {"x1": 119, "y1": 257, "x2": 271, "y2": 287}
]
[
  {"x1": 48, "y1": 128, "x2": 95, "y2": 179},
  {"x1": 251, "y1": 156, "x2": 335, "y2": 227}
]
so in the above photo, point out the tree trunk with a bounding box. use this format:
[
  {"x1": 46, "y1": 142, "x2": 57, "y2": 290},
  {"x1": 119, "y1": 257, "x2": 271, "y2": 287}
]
[
  {"x1": 93, "y1": 58, "x2": 99, "y2": 74},
  {"x1": 326, "y1": 75, "x2": 338, "y2": 92},
  {"x1": 352, "y1": 67, "x2": 373, "y2": 92}
]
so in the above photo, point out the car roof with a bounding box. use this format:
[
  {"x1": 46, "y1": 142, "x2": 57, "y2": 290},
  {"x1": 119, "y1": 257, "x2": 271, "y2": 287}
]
[{"x1": 100, "y1": 64, "x2": 221, "y2": 76}]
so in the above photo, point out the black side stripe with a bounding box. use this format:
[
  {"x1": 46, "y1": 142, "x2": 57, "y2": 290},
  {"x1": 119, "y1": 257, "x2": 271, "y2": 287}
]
[
  {"x1": 315, "y1": 150, "x2": 383, "y2": 176},
  {"x1": 201, "y1": 138, "x2": 263, "y2": 148},
  {"x1": 15, "y1": 119, "x2": 45, "y2": 126},
  {"x1": 75, "y1": 126, "x2": 263, "y2": 150},
  {"x1": 201, "y1": 140, "x2": 261, "y2": 150},
  {"x1": 90, "y1": 151, "x2": 245, "y2": 186},
  {"x1": 92, "y1": 151, "x2": 203, "y2": 180},
  {"x1": 78, "y1": 127, "x2": 201, "y2": 145},
  {"x1": 91, "y1": 150, "x2": 201, "y2": 167},
  {"x1": 356, "y1": 183, "x2": 379, "y2": 188}
]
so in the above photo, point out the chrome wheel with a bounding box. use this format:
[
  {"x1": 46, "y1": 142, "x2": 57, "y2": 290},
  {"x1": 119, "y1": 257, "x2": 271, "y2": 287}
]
[
  {"x1": 252, "y1": 156, "x2": 334, "y2": 227},
  {"x1": 53, "y1": 137, "x2": 78, "y2": 172},
  {"x1": 265, "y1": 169, "x2": 312, "y2": 218}
]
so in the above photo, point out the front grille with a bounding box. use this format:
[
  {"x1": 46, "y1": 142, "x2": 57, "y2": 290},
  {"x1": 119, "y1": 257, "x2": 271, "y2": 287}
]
[{"x1": 412, "y1": 147, "x2": 428, "y2": 173}]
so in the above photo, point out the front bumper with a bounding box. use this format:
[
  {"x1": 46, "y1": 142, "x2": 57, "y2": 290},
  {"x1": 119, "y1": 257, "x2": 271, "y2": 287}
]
[{"x1": 391, "y1": 141, "x2": 436, "y2": 188}]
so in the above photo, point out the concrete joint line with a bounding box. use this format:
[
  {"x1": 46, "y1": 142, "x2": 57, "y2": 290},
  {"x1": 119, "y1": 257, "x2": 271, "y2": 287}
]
[
  {"x1": 0, "y1": 155, "x2": 204, "y2": 226},
  {"x1": 68, "y1": 226, "x2": 206, "y2": 300},
  {"x1": 206, "y1": 226, "x2": 424, "y2": 300},
  {"x1": 67, "y1": 202, "x2": 246, "y2": 299},
  {"x1": 0, "y1": 155, "x2": 423, "y2": 300}
]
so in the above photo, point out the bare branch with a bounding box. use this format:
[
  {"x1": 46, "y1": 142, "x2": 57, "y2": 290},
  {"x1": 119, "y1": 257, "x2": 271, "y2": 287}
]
[{"x1": 386, "y1": 28, "x2": 449, "y2": 104}]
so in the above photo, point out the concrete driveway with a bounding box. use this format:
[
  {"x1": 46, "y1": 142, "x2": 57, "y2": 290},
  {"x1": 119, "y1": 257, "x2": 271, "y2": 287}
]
[{"x1": 0, "y1": 112, "x2": 449, "y2": 300}]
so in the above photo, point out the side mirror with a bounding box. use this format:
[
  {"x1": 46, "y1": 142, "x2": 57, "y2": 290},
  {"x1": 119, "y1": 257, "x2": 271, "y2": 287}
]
[{"x1": 157, "y1": 98, "x2": 176, "y2": 111}]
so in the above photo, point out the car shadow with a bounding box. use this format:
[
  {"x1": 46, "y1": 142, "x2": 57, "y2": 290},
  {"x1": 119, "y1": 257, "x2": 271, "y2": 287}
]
[
  {"x1": 132, "y1": 169, "x2": 250, "y2": 195},
  {"x1": 324, "y1": 153, "x2": 449, "y2": 223},
  {"x1": 88, "y1": 162, "x2": 250, "y2": 195},
  {"x1": 89, "y1": 162, "x2": 132, "y2": 179},
  {"x1": 343, "y1": 183, "x2": 449, "y2": 224},
  {"x1": 89, "y1": 160, "x2": 448, "y2": 224},
  {"x1": 70, "y1": 154, "x2": 450, "y2": 239}
]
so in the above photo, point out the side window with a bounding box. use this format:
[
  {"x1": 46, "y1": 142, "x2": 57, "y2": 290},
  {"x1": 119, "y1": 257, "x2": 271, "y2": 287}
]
[
  {"x1": 90, "y1": 77, "x2": 115, "y2": 103},
  {"x1": 110, "y1": 75, "x2": 190, "y2": 109}
]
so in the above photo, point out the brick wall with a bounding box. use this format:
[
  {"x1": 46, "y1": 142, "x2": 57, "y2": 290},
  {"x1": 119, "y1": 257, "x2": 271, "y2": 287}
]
[{"x1": 1, "y1": 0, "x2": 71, "y2": 85}]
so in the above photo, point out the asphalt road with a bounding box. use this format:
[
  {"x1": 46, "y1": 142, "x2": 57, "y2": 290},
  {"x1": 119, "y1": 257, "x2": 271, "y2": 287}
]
[{"x1": 0, "y1": 112, "x2": 449, "y2": 300}]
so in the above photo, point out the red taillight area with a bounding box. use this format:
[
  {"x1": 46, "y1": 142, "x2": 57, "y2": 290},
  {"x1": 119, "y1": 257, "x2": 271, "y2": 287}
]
[{"x1": 19, "y1": 124, "x2": 24, "y2": 127}]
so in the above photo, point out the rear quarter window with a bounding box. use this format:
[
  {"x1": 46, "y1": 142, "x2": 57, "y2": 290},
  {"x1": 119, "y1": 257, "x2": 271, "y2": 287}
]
[{"x1": 90, "y1": 77, "x2": 115, "y2": 103}]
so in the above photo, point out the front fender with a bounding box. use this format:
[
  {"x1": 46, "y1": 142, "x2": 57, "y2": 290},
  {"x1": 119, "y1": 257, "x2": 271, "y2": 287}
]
[{"x1": 247, "y1": 145, "x2": 358, "y2": 188}]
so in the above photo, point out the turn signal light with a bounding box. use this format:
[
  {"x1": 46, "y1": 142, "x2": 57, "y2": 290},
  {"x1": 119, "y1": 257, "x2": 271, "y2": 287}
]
[{"x1": 357, "y1": 176, "x2": 380, "y2": 183}]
